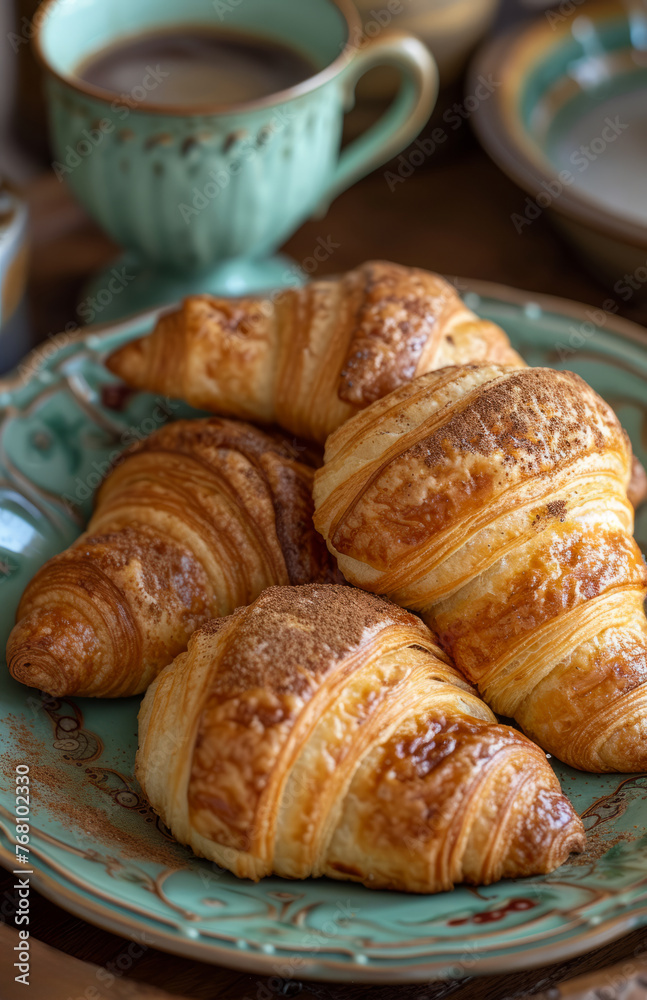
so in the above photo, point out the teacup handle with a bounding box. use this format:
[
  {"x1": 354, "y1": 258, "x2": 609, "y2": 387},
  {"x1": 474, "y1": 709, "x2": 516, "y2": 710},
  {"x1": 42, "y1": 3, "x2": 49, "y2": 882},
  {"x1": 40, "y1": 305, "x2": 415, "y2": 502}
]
[{"x1": 319, "y1": 31, "x2": 439, "y2": 211}]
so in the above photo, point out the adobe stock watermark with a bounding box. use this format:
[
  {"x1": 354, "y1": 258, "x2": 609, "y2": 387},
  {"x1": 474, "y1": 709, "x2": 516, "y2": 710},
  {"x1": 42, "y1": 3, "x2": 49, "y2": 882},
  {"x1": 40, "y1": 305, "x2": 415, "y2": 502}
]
[
  {"x1": 61, "y1": 397, "x2": 180, "y2": 513},
  {"x1": 212, "y1": 0, "x2": 244, "y2": 18},
  {"x1": 52, "y1": 66, "x2": 170, "y2": 181},
  {"x1": 282, "y1": 235, "x2": 340, "y2": 286},
  {"x1": 178, "y1": 107, "x2": 295, "y2": 224},
  {"x1": 77, "y1": 265, "x2": 135, "y2": 323},
  {"x1": 614, "y1": 259, "x2": 647, "y2": 301},
  {"x1": 346, "y1": 0, "x2": 406, "y2": 52},
  {"x1": 17, "y1": 266, "x2": 136, "y2": 381},
  {"x1": 549, "y1": 299, "x2": 621, "y2": 363},
  {"x1": 66, "y1": 935, "x2": 152, "y2": 1000},
  {"x1": 385, "y1": 74, "x2": 501, "y2": 191},
  {"x1": 511, "y1": 115, "x2": 628, "y2": 233},
  {"x1": 545, "y1": 0, "x2": 587, "y2": 30},
  {"x1": 219, "y1": 234, "x2": 341, "y2": 340},
  {"x1": 243, "y1": 897, "x2": 356, "y2": 1000},
  {"x1": 6, "y1": 0, "x2": 74, "y2": 52},
  {"x1": 553, "y1": 257, "x2": 647, "y2": 363}
]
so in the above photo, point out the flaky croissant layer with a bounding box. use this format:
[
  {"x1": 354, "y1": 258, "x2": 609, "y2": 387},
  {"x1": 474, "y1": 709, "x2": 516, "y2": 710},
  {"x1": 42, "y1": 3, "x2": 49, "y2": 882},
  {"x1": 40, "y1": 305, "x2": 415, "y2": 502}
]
[
  {"x1": 313, "y1": 364, "x2": 647, "y2": 773},
  {"x1": 7, "y1": 418, "x2": 340, "y2": 698},
  {"x1": 137, "y1": 585, "x2": 584, "y2": 893},
  {"x1": 107, "y1": 261, "x2": 523, "y2": 443}
]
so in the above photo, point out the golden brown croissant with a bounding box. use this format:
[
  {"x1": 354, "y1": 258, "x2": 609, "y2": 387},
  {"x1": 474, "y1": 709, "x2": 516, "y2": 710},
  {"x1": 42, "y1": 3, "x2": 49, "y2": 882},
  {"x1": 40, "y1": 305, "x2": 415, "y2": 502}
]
[
  {"x1": 313, "y1": 364, "x2": 647, "y2": 773},
  {"x1": 136, "y1": 584, "x2": 584, "y2": 892},
  {"x1": 7, "y1": 418, "x2": 340, "y2": 698},
  {"x1": 106, "y1": 261, "x2": 523, "y2": 444}
]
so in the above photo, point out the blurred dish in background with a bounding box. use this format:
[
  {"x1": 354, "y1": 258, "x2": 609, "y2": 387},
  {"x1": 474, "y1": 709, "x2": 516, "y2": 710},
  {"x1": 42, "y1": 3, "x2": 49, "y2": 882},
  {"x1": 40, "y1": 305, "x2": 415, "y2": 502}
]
[
  {"x1": 470, "y1": 0, "x2": 647, "y2": 297},
  {"x1": 355, "y1": 0, "x2": 500, "y2": 98},
  {"x1": 0, "y1": 180, "x2": 30, "y2": 374}
]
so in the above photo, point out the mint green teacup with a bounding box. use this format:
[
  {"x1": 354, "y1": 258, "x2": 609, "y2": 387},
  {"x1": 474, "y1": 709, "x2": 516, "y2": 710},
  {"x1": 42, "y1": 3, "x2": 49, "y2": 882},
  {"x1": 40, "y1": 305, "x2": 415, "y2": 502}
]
[{"x1": 34, "y1": 0, "x2": 437, "y2": 318}]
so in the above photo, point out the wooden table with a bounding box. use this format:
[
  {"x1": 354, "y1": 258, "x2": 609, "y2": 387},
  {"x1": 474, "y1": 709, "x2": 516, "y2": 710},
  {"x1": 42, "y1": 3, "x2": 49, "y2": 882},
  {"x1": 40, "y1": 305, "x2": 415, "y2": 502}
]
[{"x1": 6, "y1": 117, "x2": 647, "y2": 998}]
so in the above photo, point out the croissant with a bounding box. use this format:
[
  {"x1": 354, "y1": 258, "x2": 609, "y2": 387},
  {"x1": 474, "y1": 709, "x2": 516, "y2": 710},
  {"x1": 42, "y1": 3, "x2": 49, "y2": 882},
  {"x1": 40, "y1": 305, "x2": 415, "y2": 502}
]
[
  {"x1": 7, "y1": 418, "x2": 340, "y2": 698},
  {"x1": 136, "y1": 584, "x2": 584, "y2": 892},
  {"x1": 313, "y1": 364, "x2": 647, "y2": 773},
  {"x1": 106, "y1": 261, "x2": 523, "y2": 444}
]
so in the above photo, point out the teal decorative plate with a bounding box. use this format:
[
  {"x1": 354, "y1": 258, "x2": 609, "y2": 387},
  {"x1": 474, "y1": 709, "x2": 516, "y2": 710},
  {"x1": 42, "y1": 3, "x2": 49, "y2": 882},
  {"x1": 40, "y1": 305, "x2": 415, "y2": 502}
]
[{"x1": 1, "y1": 282, "x2": 647, "y2": 983}]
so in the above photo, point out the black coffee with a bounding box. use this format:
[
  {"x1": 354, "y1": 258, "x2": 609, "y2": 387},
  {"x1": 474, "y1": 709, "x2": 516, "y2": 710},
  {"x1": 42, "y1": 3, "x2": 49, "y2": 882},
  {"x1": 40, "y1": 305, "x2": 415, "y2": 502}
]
[{"x1": 76, "y1": 27, "x2": 316, "y2": 106}]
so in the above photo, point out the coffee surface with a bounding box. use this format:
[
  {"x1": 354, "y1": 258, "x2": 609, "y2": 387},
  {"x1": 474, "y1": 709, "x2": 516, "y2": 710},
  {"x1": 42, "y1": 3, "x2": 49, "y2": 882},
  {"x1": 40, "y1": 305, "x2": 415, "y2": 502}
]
[{"x1": 77, "y1": 27, "x2": 316, "y2": 106}]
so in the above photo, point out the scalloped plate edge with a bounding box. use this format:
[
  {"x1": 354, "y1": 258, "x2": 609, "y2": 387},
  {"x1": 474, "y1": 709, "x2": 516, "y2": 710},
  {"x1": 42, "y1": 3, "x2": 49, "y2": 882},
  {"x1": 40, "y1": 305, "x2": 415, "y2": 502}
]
[{"x1": 3, "y1": 839, "x2": 647, "y2": 983}]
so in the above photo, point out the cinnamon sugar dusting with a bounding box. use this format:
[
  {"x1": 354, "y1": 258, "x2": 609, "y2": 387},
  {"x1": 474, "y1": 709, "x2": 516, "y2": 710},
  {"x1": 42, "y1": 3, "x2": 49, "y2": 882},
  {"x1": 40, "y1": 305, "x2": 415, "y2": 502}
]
[
  {"x1": 202, "y1": 584, "x2": 432, "y2": 696},
  {"x1": 410, "y1": 368, "x2": 624, "y2": 472},
  {"x1": 546, "y1": 499, "x2": 567, "y2": 521},
  {"x1": 327, "y1": 366, "x2": 630, "y2": 563},
  {"x1": 570, "y1": 828, "x2": 637, "y2": 865},
  {"x1": 1, "y1": 714, "x2": 186, "y2": 869},
  {"x1": 338, "y1": 261, "x2": 456, "y2": 407}
]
